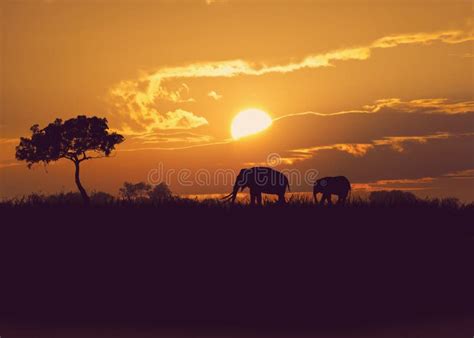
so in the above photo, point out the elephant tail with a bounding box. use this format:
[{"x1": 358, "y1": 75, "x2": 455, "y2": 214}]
[{"x1": 347, "y1": 186, "x2": 352, "y2": 202}]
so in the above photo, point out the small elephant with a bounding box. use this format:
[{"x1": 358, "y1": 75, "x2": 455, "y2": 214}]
[
  {"x1": 222, "y1": 167, "x2": 290, "y2": 205},
  {"x1": 313, "y1": 176, "x2": 351, "y2": 206}
]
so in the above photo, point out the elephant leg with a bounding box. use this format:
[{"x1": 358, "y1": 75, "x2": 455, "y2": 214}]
[
  {"x1": 326, "y1": 194, "x2": 332, "y2": 206},
  {"x1": 256, "y1": 193, "x2": 262, "y2": 206},
  {"x1": 339, "y1": 191, "x2": 349, "y2": 206},
  {"x1": 278, "y1": 193, "x2": 286, "y2": 205},
  {"x1": 338, "y1": 196, "x2": 346, "y2": 206},
  {"x1": 250, "y1": 192, "x2": 256, "y2": 206},
  {"x1": 320, "y1": 193, "x2": 328, "y2": 206}
]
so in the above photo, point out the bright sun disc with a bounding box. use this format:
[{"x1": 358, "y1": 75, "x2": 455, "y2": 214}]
[{"x1": 231, "y1": 108, "x2": 272, "y2": 140}]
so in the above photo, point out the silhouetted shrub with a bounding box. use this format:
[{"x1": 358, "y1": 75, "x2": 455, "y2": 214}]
[
  {"x1": 369, "y1": 190, "x2": 418, "y2": 206},
  {"x1": 24, "y1": 193, "x2": 47, "y2": 205},
  {"x1": 440, "y1": 197, "x2": 460, "y2": 209},
  {"x1": 46, "y1": 192, "x2": 83, "y2": 205},
  {"x1": 148, "y1": 183, "x2": 173, "y2": 203},
  {"x1": 91, "y1": 191, "x2": 116, "y2": 205},
  {"x1": 119, "y1": 181, "x2": 152, "y2": 202}
]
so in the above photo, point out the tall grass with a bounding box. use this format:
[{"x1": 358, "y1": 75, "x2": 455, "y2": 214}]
[{"x1": 1, "y1": 190, "x2": 472, "y2": 211}]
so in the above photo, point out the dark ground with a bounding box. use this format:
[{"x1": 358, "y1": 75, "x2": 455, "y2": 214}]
[{"x1": 0, "y1": 203, "x2": 473, "y2": 337}]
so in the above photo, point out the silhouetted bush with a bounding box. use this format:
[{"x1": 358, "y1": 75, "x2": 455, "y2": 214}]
[
  {"x1": 46, "y1": 192, "x2": 84, "y2": 205},
  {"x1": 440, "y1": 197, "x2": 460, "y2": 209},
  {"x1": 369, "y1": 190, "x2": 418, "y2": 206},
  {"x1": 90, "y1": 191, "x2": 116, "y2": 205},
  {"x1": 148, "y1": 182, "x2": 173, "y2": 203},
  {"x1": 119, "y1": 181, "x2": 152, "y2": 202}
]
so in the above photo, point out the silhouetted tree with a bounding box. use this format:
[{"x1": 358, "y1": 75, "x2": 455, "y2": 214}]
[
  {"x1": 119, "y1": 181, "x2": 152, "y2": 202},
  {"x1": 148, "y1": 182, "x2": 173, "y2": 203},
  {"x1": 15, "y1": 116, "x2": 124, "y2": 205}
]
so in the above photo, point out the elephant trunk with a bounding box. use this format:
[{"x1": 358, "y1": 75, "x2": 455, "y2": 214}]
[
  {"x1": 230, "y1": 184, "x2": 240, "y2": 204},
  {"x1": 221, "y1": 183, "x2": 241, "y2": 204}
]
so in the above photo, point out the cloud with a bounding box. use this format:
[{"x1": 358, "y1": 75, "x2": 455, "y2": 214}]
[
  {"x1": 205, "y1": 0, "x2": 227, "y2": 4},
  {"x1": 374, "y1": 177, "x2": 435, "y2": 185},
  {"x1": 276, "y1": 98, "x2": 474, "y2": 122},
  {"x1": 372, "y1": 132, "x2": 453, "y2": 152},
  {"x1": 364, "y1": 98, "x2": 474, "y2": 115},
  {"x1": 352, "y1": 177, "x2": 436, "y2": 192},
  {"x1": 207, "y1": 90, "x2": 223, "y2": 100},
  {"x1": 450, "y1": 52, "x2": 474, "y2": 58},
  {"x1": 0, "y1": 162, "x2": 21, "y2": 170},
  {"x1": 130, "y1": 131, "x2": 213, "y2": 145},
  {"x1": 158, "y1": 109, "x2": 208, "y2": 130},
  {"x1": 371, "y1": 30, "x2": 474, "y2": 48},
  {"x1": 0, "y1": 138, "x2": 18, "y2": 145},
  {"x1": 353, "y1": 169, "x2": 474, "y2": 195},
  {"x1": 109, "y1": 29, "x2": 473, "y2": 135},
  {"x1": 444, "y1": 169, "x2": 474, "y2": 179},
  {"x1": 287, "y1": 143, "x2": 375, "y2": 164},
  {"x1": 279, "y1": 132, "x2": 471, "y2": 164}
]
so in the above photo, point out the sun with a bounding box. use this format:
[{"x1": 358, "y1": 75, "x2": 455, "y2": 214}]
[{"x1": 231, "y1": 108, "x2": 272, "y2": 140}]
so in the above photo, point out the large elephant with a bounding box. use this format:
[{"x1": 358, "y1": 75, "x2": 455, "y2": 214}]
[
  {"x1": 313, "y1": 176, "x2": 351, "y2": 206},
  {"x1": 222, "y1": 167, "x2": 290, "y2": 205}
]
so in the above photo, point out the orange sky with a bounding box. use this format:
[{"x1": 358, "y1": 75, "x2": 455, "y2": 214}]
[{"x1": 1, "y1": 0, "x2": 473, "y2": 200}]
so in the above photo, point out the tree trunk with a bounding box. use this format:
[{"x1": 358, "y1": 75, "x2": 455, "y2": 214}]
[{"x1": 74, "y1": 161, "x2": 90, "y2": 205}]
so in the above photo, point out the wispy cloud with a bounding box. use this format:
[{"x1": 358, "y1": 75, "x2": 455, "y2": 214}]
[
  {"x1": 450, "y1": 52, "x2": 474, "y2": 58},
  {"x1": 372, "y1": 132, "x2": 452, "y2": 152},
  {"x1": 130, "y1": 131, "x2": 213, "y2": 145},
  {"x1": 285, "y1": 143, "x2": 374, "y2": 164},
  {"x1": 352, "y1": 177, "x2": 436, "y2": 192},
  {"x1": 281, "y1": 132, "x2": 471, "y2": 164},
  {"x1": 353, "y1": 168, "x2": 474, "y2": 192},
  {"x1": 0, "y1": 161, "x2": 21, "y2": 170},
  {"x1": 275, "y1": 98, "x2": 474, "y2": 122},
  {"x1": 0, "y1": 138, "x2": 19, "y2": 145},
  {"x1": 109, "y1": 29, "x2": 473, "y2": 135},
  {"x1": 207, "y1": 90, "x2": 223, "y2": 100},
  {"x1": 371, "y1": 30, "x2": 474, "y2": 48},
  {"x1": 444, "y1": 168, "x2": 474, "y2": 179},
  {"x1": 364, "y1": 98, "x2": 474, "y2": 115},
  {"x1": 205, "y1": 0, "x2": 227, "y2": 5}
]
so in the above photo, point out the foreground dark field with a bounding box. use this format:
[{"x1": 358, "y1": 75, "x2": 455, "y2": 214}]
[{"x1": 1, "y1": 200, "x2": 473, "y2": 337}]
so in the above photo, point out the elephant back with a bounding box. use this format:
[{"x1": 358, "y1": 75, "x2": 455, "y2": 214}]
[
  {"x1": 248, "y1": 166, "x2": 289, "y2": 191},
  {"x1": 315, "y1": 176, "x2": 351, "y2": 193}
]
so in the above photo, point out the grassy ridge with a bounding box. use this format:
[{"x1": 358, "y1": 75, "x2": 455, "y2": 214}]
[{"x1": 0, "y1": 193, "x2": 473, "y2": 333}]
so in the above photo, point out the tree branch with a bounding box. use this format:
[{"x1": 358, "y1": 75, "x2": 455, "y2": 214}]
[{"x1": 81, "y1": 154, "x2": 107, "y2": 161}]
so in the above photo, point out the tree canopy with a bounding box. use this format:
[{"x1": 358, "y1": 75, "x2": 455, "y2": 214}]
[{"x1": 16, "y1": 115, "x2": 124, "y2": 167}]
